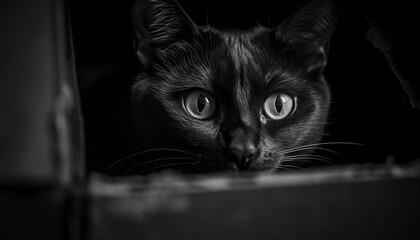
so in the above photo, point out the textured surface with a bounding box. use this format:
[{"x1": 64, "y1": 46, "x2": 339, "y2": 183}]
[{"x1": 89, "y1": 162, "x2": 420, "y2": 240}]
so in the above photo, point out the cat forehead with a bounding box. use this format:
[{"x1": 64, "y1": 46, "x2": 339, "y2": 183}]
[
  {"x1": 220, "y1": 31, "x2": 266, "y2": 71},
  {"x1": 219, "y1": 31, "x2": 300, "y2": 84},
  {"x1": 223, "y1": 35, "x2": 254, "y2": 69}
]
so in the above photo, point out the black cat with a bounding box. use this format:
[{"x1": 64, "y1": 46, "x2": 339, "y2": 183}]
[{"x1": 104, "y1": 0, "x2": 338, "y2": 175}]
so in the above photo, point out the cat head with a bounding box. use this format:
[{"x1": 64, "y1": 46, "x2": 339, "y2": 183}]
[{"x1": 130, "y1": 0, "x2": 338, "y2": 174}]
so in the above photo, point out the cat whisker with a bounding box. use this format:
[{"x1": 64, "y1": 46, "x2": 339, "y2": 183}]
[
  {"x1": 283, "y1": 158, "x2": 333, "y2": 164},
  {"x1": 286, "y1": 153, "x2": 332, "y2": 159},
  {"x1": 282, "y1": 146, "x2": 343, "y2": 158},
  {"x1": 285, "y1": 141, "x2": 363, "y2": 149},
  {"x1": 103, "y1": 148, "x2": 200, "y2": 172},
  {"x1": 189, "y1": 160, "x2": 202, "y2": 168},
  {"x1": 281, "y1": 142, "x2": 364, "y2": 156},
  {"x1": 282, "y1": 154, "x2": 336, "y2": 165},
  {"x1": 284, "y1": 154, "x2": 334, "y2": 162},
  {"x1": 276, "y1": 164, "x2": 304, "y2": 172},
  {"x1": 178, "y1": 160, "x2": 203, "y2": 172},
  {"x1": 280, "y1": 142, "x2": 365, "y2": 167}
]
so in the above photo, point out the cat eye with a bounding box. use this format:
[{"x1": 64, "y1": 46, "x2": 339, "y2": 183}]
[
  {"x1": 183, "y1": 90, "x2": 216, "y2": 120},
  {"x1": 263, "y1": 93, "x2": 295, "y2": 120}
]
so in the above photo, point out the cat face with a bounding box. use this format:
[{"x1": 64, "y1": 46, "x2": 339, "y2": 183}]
[{"x1": 130, "y1": 0, "x2": 337, "y2": 174}]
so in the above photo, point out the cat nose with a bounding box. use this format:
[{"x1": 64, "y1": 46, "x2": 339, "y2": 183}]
[{"x1": 229, "y1": 141, "x2": 258, "y2": 170}]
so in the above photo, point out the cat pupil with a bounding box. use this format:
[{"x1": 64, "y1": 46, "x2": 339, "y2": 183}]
[
  {"x1": 275, "y1": 95, "x2": 283, "y2": 113},
  {"x1": 197, "y1": 94, "x2": 207, "y2": 113}
]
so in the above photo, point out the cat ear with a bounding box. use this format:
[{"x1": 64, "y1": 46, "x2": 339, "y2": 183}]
[
  {"x1": 275, "y1": 0, "x2": 339, "y2": 73},
  {"x1": 132, "y1": 0, "x2": 198, "y2": 67}
]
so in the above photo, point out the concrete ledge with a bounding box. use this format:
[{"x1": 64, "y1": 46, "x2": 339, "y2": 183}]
[{"x1": 89, "y1": 161, "x2": 420, "y2": 240}]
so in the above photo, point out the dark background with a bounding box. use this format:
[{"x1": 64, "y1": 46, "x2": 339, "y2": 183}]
[{"x1": 68, "y1": 0, "x2": 420, "y2": 171}]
